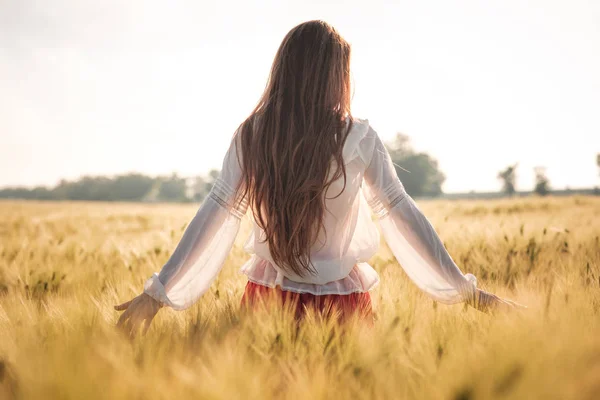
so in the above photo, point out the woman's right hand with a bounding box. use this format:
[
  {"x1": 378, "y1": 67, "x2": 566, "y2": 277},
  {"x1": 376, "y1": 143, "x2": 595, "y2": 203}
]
[
  {"x1": 471, "y1": 289, "x2": 527, "y2": 313},
  {"x1": 115, "y1": 293, "x2": 163, "y2": 337}
]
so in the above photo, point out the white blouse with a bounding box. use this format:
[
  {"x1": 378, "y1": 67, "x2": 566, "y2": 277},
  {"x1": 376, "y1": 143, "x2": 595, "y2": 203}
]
[{"x1": 143, "y1": 118, "x2": 478, "y2": 310}]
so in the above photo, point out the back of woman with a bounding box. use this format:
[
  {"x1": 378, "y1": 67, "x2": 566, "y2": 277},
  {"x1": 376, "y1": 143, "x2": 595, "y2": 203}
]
[
  {"x1": 115, "y1": 20, "x2": 523, "y2": 335},
  {"x1": 244, "y1": 117, "x2": 381, "y2": 287},
  {"x1": 235, "y1": 21, "x2": 368, "y2": 283}
]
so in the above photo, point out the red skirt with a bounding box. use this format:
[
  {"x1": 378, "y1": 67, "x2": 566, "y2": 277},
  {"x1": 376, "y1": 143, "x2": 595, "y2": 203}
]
[{"x1": 240, "y1": 280, "x2": 373, "y2": 324}]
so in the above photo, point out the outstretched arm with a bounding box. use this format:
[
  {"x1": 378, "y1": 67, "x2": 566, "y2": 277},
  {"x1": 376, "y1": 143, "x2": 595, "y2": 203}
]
[
  {"x1": 115, "y1": 133, "x2": 248, "y2": 335},
  {"x1": 361, "y1": 125, "x2": 522, "y2": 312}
]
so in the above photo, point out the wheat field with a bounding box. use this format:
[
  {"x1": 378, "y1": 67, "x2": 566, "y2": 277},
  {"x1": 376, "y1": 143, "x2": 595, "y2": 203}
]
[{"x1": 0, "y1": 197, "x2": 599, "y2": 399}]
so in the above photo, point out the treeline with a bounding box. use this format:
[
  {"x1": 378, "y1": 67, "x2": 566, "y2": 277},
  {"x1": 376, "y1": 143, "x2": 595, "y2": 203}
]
[
  {"x1": 0, "y1": 172, "x2": 219, "y2": 203},
  {"x1": 1, "y1": 141, "x2": 597, "y2": 202},
  {"x1": 0, "y1": 133, "x2": 446, "y2": 202}
]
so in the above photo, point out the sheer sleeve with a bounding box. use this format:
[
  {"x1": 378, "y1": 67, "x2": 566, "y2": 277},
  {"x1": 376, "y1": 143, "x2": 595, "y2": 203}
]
[
  {"x1": 143, "y1": 134, "x2": 248, "y2": 310},
  {"x1": 361, "y1": 126, "x2": 477, "y2": 304}
]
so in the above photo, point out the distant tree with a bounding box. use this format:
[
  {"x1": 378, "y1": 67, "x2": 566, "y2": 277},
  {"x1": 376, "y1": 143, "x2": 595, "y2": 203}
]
[
  {"x1": 208, "y1": 169, "x2": 220, "y2": 181},
  {"x1": 189, "y1": 169, "x2": 221, "y2": 202},
  {"x1": 112, "y1": 174, "x2": 155, "y2": 201},
  {"x1": 386, "y1": 133, "x2": 446, "y2": 197},
  {"x1": 205, "y1": 169, "x2": 220, "y2": 194},
  {"x1": 190, "y1": 176, "x2": 208, "y2": 201},
  {"x1": 29, "y1": 186, "x2": 56, "y2": 200},
  {"x1": 497, "y1": 164, "x2": 518, "y2": 196},
  {"x1": 47, "y1": 174, "x2": 155, "y2": 201},
  {"x1": 0, "y1": 173, "x2": 188, "y2": 202},
  {"x1": 53, "y1": 176, "x2": 113, "y2": 201},
  {"x1": 533, "y1": 166, "x2": 550, "y2": 196},
  {"x1": 157, "y1": 173, "x2": 188, "y2": 202},
  {"x1": 0, "y1": 187, "x2": 31, "y2": 199}
]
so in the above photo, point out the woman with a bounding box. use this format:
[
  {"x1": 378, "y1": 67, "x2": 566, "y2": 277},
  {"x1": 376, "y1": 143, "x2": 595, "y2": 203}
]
[{"x1": 115, "y1": 20, "x2": 522, "y2": 335}]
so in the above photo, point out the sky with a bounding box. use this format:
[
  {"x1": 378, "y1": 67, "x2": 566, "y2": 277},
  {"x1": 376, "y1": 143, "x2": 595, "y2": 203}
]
[{"x1": 1, "y1": 0, "x2": 599, "y2": 193}]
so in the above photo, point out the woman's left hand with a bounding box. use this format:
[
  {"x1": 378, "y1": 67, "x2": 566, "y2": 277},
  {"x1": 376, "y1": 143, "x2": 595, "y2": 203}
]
[
  {"x1": 472, "y1": 289, "x2": 527, "y2": 313},
  {"x1": 115, "y1": 293, "x2": 162, "y2": 337}
]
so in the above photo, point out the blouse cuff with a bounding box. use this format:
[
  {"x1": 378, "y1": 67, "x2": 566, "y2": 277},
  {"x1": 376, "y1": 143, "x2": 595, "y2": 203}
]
[
  {"x1": 144, "y1": 273, "x2": 175, "y2": 308},
  {"x1": 455, "y1": 273, "x2": 478, "y2": 305},
  {"x1": 463, "y1": 273, "x2": 478, "y2": 299}
]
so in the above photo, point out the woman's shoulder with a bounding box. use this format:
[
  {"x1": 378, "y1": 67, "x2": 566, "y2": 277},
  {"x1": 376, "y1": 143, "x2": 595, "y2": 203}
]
[
  {"x1": 348, "y1": 117, "x2": 379, "y2": 139},
  {"x1": 348, "y1": 116, "x2": 369, "y2": 129},
  {"x1": 346, "y1": 116, "x2": 371, "y2": 137},
  {"x1": 343, "y1": 117, "x2": 377, "y2": 165}
]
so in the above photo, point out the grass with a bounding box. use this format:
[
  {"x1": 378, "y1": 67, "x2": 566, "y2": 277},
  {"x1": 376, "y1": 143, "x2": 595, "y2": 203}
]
[{"x1": 0, "y1": 196, "x2": 599, "y2": 399}]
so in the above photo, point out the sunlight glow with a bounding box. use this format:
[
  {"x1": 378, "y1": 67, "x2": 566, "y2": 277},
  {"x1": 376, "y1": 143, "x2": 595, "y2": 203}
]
[{"x1": 1, "y1": 0, "x2": 599, "y2": 193}]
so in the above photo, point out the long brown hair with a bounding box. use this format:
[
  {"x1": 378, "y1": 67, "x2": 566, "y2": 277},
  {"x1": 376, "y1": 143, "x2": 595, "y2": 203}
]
[{"x1": 235, "y1": 20, "x2": 353, "y2": 277}]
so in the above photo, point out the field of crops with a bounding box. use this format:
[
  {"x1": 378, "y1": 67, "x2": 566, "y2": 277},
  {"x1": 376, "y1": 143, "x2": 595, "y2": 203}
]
[{"x1": 0, "y1": 197, "x2": 599, "y2": 399}]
